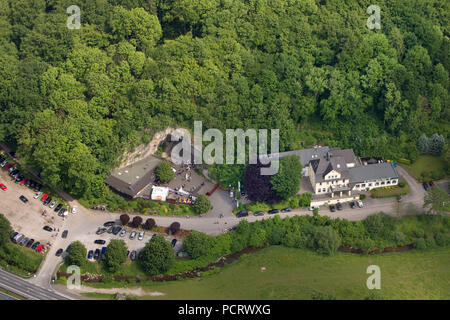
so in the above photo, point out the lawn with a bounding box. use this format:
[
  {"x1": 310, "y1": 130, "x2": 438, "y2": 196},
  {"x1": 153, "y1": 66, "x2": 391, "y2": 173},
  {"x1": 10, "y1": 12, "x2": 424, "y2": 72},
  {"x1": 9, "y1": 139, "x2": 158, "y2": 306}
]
[
  {"x1": 103, "y1": 246, "x2": 450, "y2": 300},
  {"x1": 0, "y1": 243, "x2": 44, "y2": 277},
  {"x1": 404, "y1": 155, "x2": 448, "y2": 182},
  {"x1": 370, "y1": 179, "x2": 411, "y2": 198}
]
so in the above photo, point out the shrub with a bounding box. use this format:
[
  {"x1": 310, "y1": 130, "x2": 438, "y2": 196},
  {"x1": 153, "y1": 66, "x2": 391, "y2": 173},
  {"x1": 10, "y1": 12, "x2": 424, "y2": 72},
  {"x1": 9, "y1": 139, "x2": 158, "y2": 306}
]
[
  {"x1": 155, "y1": 161, "x2": 175, "y2": 182},
  {"x1": 183, "y1": 231, "x2": 212, "y2": 258},
  {"x1": 169, "y1": 222, "x2": 181, "y2": 235},
  {"x1": 120, "y1": 214, "x2": 130, "y2": 226},
  {"x1": 65, "y1": 241, "x2": 87, "y2": 267},
  {"x1": 424, "y1": 237, "x2": 436, "y2": 248},
  {"x1": 0, "y1": 214, "x2": 13, "y2": 246},
  {"x1": 312, "y1": 226, "x2": 340, "y2": 255},
  {"x1": 360, "y1": 194, "x2": 366, "y2": 200},
  {"x1": 139, "y1": 235, "x2": 174, "y2": 275},
  {"x1": 435, "y1": 232, "x2": 450, "y2": 247},
  {"x1": 414, "y1": 238, "x2": 427, "y2": 250},
  {"x1": 363, "y1": 214, "x2": 384, "y2": 238},
  {"x1": 104, "y1": 240, "x2": 128, "y2": 273},
  {"x1": 130, "y1": 216, "x2": 143, "y2": 228},
  {"x1": 143, "y1": 218, "x2": 156, "y2": 230},
  {"x1": 192, "y1": 195, "x2": 210, "y2": 214},
  {"x1": 398, "y1": 182, "x2": 406, "y2": 188}
]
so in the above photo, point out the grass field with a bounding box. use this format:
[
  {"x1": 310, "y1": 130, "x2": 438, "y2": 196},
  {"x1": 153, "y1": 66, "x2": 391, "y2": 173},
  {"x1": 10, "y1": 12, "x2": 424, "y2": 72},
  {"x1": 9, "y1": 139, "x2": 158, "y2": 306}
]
[
  {"x1": 370, "y1": 179, "x2": 411, "y2": 198},
  {"x1": 0, "y1": 243, "x2": 44, "y2": 277},
  {"x1": 86, "y1": 246, "x2": 450, "y2": 300},
  {"x1": 404, "y1": 155, "x2": 448, "y2": 181}
]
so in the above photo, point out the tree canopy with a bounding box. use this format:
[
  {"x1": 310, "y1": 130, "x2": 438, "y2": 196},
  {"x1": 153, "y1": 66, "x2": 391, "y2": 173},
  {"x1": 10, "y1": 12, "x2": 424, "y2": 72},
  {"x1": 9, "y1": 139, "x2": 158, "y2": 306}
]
[
  {"x1": 139, "y1": 234, "x2": 174, "y2": 275},
  {"x1": 0, "y1": 0, "x2": 447, "y2": 200}
]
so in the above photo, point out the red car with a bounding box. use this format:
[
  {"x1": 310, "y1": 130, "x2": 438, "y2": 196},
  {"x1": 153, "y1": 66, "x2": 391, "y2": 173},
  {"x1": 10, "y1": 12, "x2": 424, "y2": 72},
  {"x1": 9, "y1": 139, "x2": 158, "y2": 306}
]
[
  {"x1": 40, "y1": 194, "x2": 49, "y2": 202},
  {"x1": 429, "y1": 181, "x2": 435, "y2": 187},
  {"x1": 36, "y1": 244, "x2": 45, "y2": 253},
  {"x1": 20, "y1": 178, "x2": 28, "y2": 185},
  {"x1": 0, "y1": 183, "x2": 7, "y2": 191},
  {"x1": 4, "y1": 164, "x2": 12, "y2": 171}
]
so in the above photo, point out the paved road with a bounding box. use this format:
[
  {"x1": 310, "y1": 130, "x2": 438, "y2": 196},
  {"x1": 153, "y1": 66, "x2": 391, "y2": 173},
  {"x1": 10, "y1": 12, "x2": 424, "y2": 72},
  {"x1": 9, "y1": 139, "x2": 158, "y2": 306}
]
[{"x1": 0, "y1": 269, "x2": 71, "y2": 300}]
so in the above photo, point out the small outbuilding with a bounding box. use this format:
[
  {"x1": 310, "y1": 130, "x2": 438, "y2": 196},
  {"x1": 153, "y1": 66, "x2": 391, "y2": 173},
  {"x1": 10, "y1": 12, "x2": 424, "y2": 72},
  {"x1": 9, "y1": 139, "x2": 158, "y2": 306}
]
[{"x1": 151, "y1": 186, "x2": 170, "y2": 201}]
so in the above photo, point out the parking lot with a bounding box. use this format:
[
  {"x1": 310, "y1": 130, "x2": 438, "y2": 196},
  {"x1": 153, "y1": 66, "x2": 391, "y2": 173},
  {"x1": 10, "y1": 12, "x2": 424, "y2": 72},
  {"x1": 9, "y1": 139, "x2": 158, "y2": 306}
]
[{"x1": 78, "y1": 222, "x2": 184, "y2": 262}]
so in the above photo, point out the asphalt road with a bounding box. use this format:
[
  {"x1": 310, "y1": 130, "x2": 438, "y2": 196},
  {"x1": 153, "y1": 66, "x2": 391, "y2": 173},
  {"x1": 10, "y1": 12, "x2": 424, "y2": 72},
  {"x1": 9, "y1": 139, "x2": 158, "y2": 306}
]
[{"x1": 0, "y1": 269, "x2": 71, "y2": 300}]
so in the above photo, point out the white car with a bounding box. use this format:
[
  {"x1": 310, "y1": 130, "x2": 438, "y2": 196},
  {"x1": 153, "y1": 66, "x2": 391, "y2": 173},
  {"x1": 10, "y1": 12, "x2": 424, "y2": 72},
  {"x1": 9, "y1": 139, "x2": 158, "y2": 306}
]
[
  {"x1": 308, "y1": 206, "x2": 319, "y2": 211},
  {"x1": 33, "y1": 192, "x2": 43, "y2": 199},
  {"x1": 357, "y1": 200, "x2": 364, "y2": 208},
  {"x1": 138, "y1": 231, "x2": 145, "y2": 241},
  {"x1": 120, "y1": 229, "x2": 127, "y2": 237},
  {"x1": 49, "y1": 201, "x2": 57, "y2": 209},
  {"x1": 129, "y1": 231, "x2": 136, "y2": 240},
  {"x1": 71, "y1": 206, "x2": 77, "y2": 214}
]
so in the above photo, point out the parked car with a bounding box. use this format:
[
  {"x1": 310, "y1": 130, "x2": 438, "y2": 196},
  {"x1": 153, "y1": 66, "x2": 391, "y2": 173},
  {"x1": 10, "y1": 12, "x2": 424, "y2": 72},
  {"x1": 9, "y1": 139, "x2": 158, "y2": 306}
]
[
  {"x1": 236, "y1": 210, "x2": 249, "y2": 218},
  {"x1": 36, "y1": 245, "x2": 45, "y2": 253},
  {"x1": 49, "y1": 201, "x2": 57, "y2": 209},
  {"x1": 329, "y1": 205, "x2": 336, "y2": 212},
  {"x1": 26, "y1": 239, "x2": 34, "y2": 248},
  {"x1": 71, "y1": 206, "x2": 77, "y2": 214},
  {"x1": 0, "y1": 160, "x2": 7, "y2": 167},
  {"x1": 94, "y1": 249, "x2": 100, "y2": 260},
  {"x1": 107, "y1": 226, "x2": 114, "y2": 234},
  {"x1": 0, "y1": 183, "x2": 7, "y2": 191},
  {"x1": 126, "y1": 250, "x2": 130, "y2": 258},
  {"x1": 423, "y1": 182, "x2": 430, "y2": 190},
  {"x1": 138, "y1": 231, "x2": 145, "y2": 240},
  {"x1": 336, "y1": 203, "x2": 343, "y2": 211},
  {"x1": 58, "y1": 209, "x2": 68, "y2": 217},
  {"x1": 55, "y1": 249, "x2": 63, "y2": 257},
  {"x1": 308, "y1": 206, "x2": 319, "y2": 211},
  {"x1": 40, "y1": 194, "x2": 49, "y2": 202},
  {"x1": 281, "y1": 207, "x2": 292, "y2": 213},
  {"x1": 119, "y1": 229, "x2": 127, "y2": 237},
  {"x1": 13, "y1": 234, "x2": 24, "y2": 244},
  {"x1": 112, "y1": 226, "x2": 122, "y2": 235},
  {"x1": 129, "y1": 231, "x2": 137, "y2": 240},
  {"x1": 103, "y1": 221, "x2": 115, "y2": 227},
  {"x1": 253, "y1": 211, "x2": 264, "y2": 216},
  {"x1": 62, "y1": 230, "x2": 68, "y2": 238},
  {"x1": 33, "y1": 192, "x2": 43, "y2": 199},
  {"x1": 240, "y1": 188, "x2": 245, "y2": 196},
  {"x1": 130, "y1": 250, "x2": 137, "y2": 260},
  {"x1": 87, "y1": 250, "x2": 94, "y2": 259},
  {"x1": 31, "y1": 241, "x2": 40, "y2": 250},
  {"x1": 5, "y1": 164, "x2": 13, "y2": 171},
  {"x1": 94, "y1": 239, "x2": 106, "y2": 245},
  {"x1": 268, "y1": 209, "x2": 279, "y2": 214},
  {"x1": 15, "y1": 174, "x2": 24, "y2": 183},
  {"x1": 43, "y1": 197, "x2": 52, "y2": 206},
  {"x1": 101, "y1": 247, "x2": 107, "y2": 260},
  {"x1": 96, "y1": 228, "x2": 107, "y2": 235},
  {"x1": 10, "y1": 232, "x2": 18, "y2": 240},
  {"x1": 19, "y1": 237, "x2": 29, "y2": 246},
  {"x1": 29, "y1": 180, "x2": 36, "y2": 189},
  {"x1": 357, "y1": 200, "x2": 364, "y2": 208},
  {"x1": 20, "y1": 178, "x2": 28, "y2": 186},
  {"x1": 43, "y1": 226, "x2": 53, "y2": 232},
  {"x1": 171, "y1": 238, "x2": 177, "y2": 247},
  {"x1": 25, "y1": 179, "x2": 31, "y2": 188},
  {"x1": 428, "y1": 181, "x2": 435, "y2": 187},
  {"x1": 54, "y1": 203, "x2": 62, "y2": 212},
  {"x1": 349, "y1": 202, "x2": 356, "y2": 209},
  {"x1": 19, "y1": 195, "x2": 28, "y2": 203}
]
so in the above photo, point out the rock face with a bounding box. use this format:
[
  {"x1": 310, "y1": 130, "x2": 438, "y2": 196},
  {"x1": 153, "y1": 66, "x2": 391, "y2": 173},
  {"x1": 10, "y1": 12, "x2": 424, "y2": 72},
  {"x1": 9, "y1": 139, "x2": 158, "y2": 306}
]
[{"x1": 118, "y1": 127, "x2": 176, "y2": 169}]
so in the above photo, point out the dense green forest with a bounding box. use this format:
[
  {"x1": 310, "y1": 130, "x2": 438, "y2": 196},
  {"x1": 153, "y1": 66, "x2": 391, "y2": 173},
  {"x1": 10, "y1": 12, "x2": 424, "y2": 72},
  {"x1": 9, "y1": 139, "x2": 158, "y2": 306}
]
[{"x1": 0, "y1": 0, "x2": 448, "y2": 200}]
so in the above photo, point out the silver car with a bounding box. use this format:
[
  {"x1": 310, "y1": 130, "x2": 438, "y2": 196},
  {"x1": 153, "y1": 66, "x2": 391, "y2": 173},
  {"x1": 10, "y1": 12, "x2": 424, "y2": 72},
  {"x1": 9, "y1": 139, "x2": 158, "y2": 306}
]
[
  {"x1": 129, "y1": 231, "x2": 136, "y2": 240},
  {"x1": 120, "y1": 229, "x2": 127, "y2": 237},
  {"x1": 49, "y1": 201, "x2": 57, "y2": 209},
  {"x1": 138, "y1": 231, "x2": 144, "y2": 241}
]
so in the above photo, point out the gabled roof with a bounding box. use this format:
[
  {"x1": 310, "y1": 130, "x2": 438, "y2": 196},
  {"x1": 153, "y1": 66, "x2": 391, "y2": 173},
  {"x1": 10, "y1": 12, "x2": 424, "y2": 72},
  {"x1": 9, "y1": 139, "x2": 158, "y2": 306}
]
[{"x1": 349, "y1": 162, "x2": 399, "y2": 183}]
